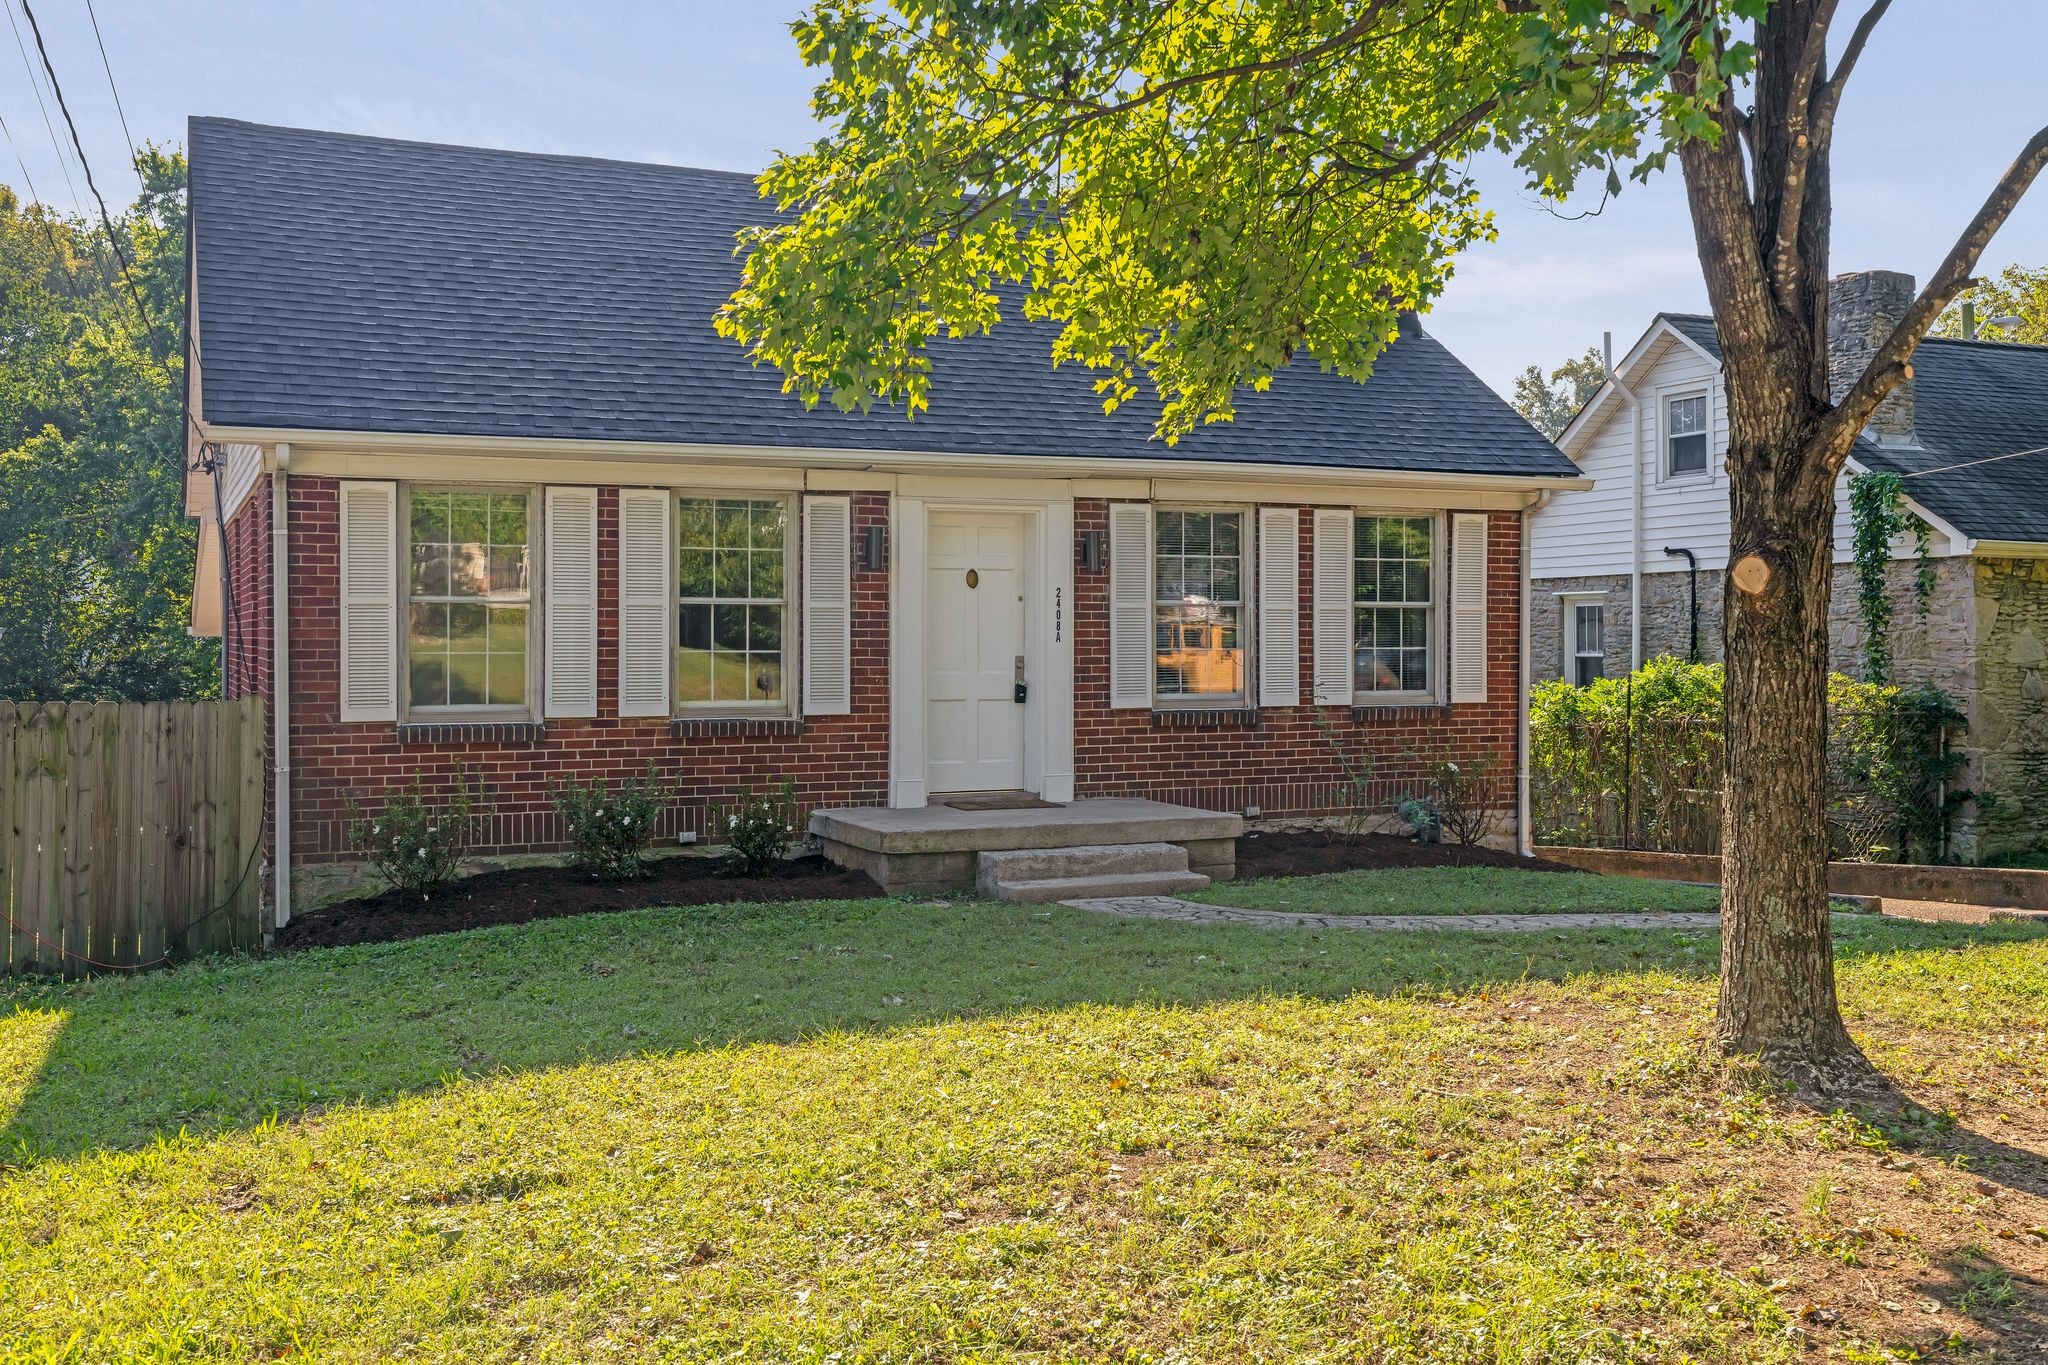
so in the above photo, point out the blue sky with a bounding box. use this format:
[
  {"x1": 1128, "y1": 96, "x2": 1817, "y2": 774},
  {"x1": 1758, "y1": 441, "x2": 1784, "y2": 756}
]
[{"x1": 6, "y1": 1, "x2": 2045, "y2": 397}]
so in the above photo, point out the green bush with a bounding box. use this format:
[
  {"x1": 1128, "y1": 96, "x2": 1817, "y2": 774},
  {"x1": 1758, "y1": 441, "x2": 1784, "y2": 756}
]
[
  {"x1": 712, "y1": 778, "x2": 803, "y2": 875},
  {"x1": 1530, "y1": 657, "x2": 1965, "y2": 861},
  {"x1": 551, "y1": 763, "x2": 673, "y2": 881},
  {"x1": 347, "y1": 771, "x2": 481, "y2": 901}
]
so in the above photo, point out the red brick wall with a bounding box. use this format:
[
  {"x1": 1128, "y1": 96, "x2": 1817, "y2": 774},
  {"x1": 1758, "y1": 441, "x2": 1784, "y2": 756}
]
[
  {"x1": 220, "y1": 474, "x2": 272, "y2": 704},
  {"x1": 282, "y1": 478, "x2": 891, "y2": 862},
  {"x1": 267, "y1": 480, "x2": 1523, "y2": 861},
  {"x1": 1070, "y1": 500, "x2": 1522, "y2": 816}
]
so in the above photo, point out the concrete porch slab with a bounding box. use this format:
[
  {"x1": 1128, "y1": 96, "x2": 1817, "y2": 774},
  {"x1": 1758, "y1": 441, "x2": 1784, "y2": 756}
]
[{"x1": 812, "y1": 799, "x2": 1243, "y2": 895}]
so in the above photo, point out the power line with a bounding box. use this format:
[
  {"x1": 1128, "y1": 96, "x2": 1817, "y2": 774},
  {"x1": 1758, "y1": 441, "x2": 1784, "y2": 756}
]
[
  {"x1": 0, "y1": 106, "x2": 69, "y2": 262},
  {"x1": 4, "y1": 0, "x2": 82, "y2": 213},
  {"x1": 81, "y1": 0, "x2": 137, "y2": 188},
  {"x1": 17, "y1": 0, "x2": 166, "y2": 359},
  {"x1": 1898, "y1": 442, "x2": 2048, "y2": 480}
]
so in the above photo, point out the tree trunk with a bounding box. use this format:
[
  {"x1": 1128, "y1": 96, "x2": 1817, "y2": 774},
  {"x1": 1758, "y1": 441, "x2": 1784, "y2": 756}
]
[{"x1": 1715, "y1": 425, "x2": 1862, "y2": 1082}]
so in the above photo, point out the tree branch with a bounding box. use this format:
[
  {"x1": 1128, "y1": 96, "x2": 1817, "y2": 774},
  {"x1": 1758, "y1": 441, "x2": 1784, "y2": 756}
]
[
  {"x1": 1820, "y1": 123, "x2": 2048, "y2": 459},
  {"x1": 1767, "y1": 0, "x2": 1843, "y2": 308},
  {"x1": 1808, "y1": 0, "x2": 1890, "y2": 177}
]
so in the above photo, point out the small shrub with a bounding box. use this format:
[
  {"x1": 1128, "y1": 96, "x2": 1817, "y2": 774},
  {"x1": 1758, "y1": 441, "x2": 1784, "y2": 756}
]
[
  {"x1": 1401, "y1": 740, "x2": 1504, "y2": 847},
  {"x1": 1311, "y1": 710, "x2": 1378, "y2": 843},
  {"x1": 346, "y1": 770, "x2": 481, "y2": 901},
  {"x1": 712, "y1": 777, "x2": 802, "y2": 875},
  {"x1": 551, "y1": 763, "x2": 673, "y2": 881}
]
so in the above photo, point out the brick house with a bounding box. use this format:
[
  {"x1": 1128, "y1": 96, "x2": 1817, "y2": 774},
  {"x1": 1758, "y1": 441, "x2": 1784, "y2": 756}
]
[
  {"x1": 183, "y1": 119, "x2": 1584, "y2": 918},
  {"x1": 1529, "y1": 270, "x2": 2048, "y2": 860}
]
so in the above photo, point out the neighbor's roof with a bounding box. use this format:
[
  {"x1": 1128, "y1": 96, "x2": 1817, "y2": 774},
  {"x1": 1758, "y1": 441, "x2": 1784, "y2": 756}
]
[
  {"x1": 187, "y1": 117, "x2": 1577, "y2": 480},
  {"x1": 1659, "y1": 312, "x2": 2048, "y2": 543}
]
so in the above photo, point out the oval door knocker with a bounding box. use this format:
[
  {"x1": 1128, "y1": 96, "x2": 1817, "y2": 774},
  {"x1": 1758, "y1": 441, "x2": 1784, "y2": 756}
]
[{"x1": 965, "y1": 568, "x2": 980, "y2": 589}]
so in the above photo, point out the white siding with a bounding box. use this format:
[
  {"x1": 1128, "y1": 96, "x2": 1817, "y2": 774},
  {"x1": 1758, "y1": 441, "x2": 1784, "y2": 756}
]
[{"x1": 1532, "y1": 325, "x2": 1956, "y2": 587}]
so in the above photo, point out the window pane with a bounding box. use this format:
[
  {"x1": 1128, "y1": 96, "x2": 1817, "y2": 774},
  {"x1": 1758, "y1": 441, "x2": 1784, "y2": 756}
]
[
  {"x1": 677, "y1": 499, "x2": 714, "y2": 550},
  {"x1": 411, "y1": 544, "x2": 449, "y2": 596},
  {"x1": 676, "y1": 647, "x2": 713, "y2": 703},
  {"x1": 677, "y1": 548, "x2": 713, "y2": 598},
  {"x1": 1212, "y1": 514, "x2": 1240, "y2": 556},
  {"x1": 1154, "y1": 602, "x2": 1243, "y2": 698},
  {"x1": 751, "y1": 549, "x2": 784, "y2": 599},
  {"x1": 715, "y1": 503, "x2": 751, "y2": 551},
  {"x1": 1669, "y1": 395, "x2": 1706, "y2": 435},
  {"x1": 1155, "y1": 511, "x2": 1184, "y2": 556},
  {"x1": 712, "y1": 604, "x2": 747, "y2": 652},
  {"x1": 679, "y1": 603, "x2": 712, "y2": 651},
  {"x1": 748, "y1": 606, "x2": 783, "y2": 651},
  {"x1": 712, "y1": 651, "x2": 749, "y2": 700},
  {"x1": 409, "y1": 656, "x2": 448, "y2": 710},
  {"x1": 749, "y1": 501, "x2": 786, "y2": 549},
  {"x1": 749, "y1": 656, "x2": 784, "y2": 702},
  {"x1": 1670, "y1": 432, "x2": 1708, "y2": 474}
]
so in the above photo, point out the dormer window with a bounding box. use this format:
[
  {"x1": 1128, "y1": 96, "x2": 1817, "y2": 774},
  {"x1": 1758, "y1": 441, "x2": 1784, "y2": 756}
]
[{"x1": 1666, "y1": 394, "x2": 1710, "y2": 477}]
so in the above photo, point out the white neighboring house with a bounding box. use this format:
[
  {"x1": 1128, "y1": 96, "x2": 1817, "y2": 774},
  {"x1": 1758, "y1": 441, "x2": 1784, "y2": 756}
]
[{"x1": 1529, "y1": 269, "x2": 2048, "y2": 862}]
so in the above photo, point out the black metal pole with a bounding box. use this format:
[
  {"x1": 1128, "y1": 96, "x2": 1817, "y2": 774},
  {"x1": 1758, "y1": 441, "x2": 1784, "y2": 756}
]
[{"x1": 1664, "y1": 547, "x2": 1700, "y2": 663}]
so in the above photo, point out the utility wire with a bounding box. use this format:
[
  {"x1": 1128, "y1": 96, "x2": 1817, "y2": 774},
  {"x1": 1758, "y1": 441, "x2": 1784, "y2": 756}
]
[
  {"x1": 1897, "y1": 442, "x2": 2048, "y2": 481},
  {"x1": 4, "y1": 0, "x2": 80, "y2": 213},
  {"x1": 17, "y1": 0, "x2": 166, "y2": 361},
  {"x1": 81, "y1": 0, "x2": 137, "y2": 187},
  {"x1": 0, "y1": 106, "x2": 69, "y2": 261}
]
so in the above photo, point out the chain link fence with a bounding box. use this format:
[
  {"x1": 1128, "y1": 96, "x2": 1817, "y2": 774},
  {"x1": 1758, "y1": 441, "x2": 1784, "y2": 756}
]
[{"x1": 1532, "y1": 700, "x2": 1958, "y2": 862}]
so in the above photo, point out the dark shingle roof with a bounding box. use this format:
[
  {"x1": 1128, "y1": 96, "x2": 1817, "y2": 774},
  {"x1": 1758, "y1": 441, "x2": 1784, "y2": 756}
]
[
  {"x1": 1655, "y1": 312, "x2": 2048, "y2": 543},
  {"x1": 189, "y1": 118, "x2": 1576, "y2": 480}
]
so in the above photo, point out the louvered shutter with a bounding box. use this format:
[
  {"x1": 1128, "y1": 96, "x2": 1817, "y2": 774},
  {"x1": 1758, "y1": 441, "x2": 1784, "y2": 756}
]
[
  {"x1": 1449, "y1": 512, "x2": 1490, "y2": 704},
  {"x1": 1107, "y1": 502, "x2": 1153, "y2": 709},
  {"x1": 1311, "y1": 508, "x2": 1353, "y2": 705},
  {"x1": 544, "y1": 486, "x2": 599, "y2": 719},
  {"x1": 802, "y1": 495, "x2": 852, "y2": 716},
  {"x1": 337, "y1": 480, "x2": 398, "y2": 722},
  {"x1": 617, "y1": 488, "x2": 672, "y2": 717},
  {"x1": 1257, "y1": 507, "x2": 1300, "y2": 708}
]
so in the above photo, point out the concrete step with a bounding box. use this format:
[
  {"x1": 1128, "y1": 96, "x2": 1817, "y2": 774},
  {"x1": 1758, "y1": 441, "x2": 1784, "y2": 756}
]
[
  {"x1": 978, "y1": 841, "x2": 1191, "y2": 884},
  {"x1": 986, "y1": 869, "x2": 1213, "y2": 905}
]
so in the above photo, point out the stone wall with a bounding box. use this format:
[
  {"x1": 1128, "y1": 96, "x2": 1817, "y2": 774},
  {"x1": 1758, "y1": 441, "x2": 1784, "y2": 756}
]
[
  {"x1": 1528, "y1": 573, "x2": 1632, "y2": 683},
  {"x1": 1971, "y1": 557, "x2": 2048, "y2": 860}
]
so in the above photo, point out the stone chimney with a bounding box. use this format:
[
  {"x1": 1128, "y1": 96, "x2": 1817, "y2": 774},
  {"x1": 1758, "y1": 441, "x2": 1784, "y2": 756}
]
[{"x1": 1828, "y1": 269, "x2": 1917, "y2": 444}]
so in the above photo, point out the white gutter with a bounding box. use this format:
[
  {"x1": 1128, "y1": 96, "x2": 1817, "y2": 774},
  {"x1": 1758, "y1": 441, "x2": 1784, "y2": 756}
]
[
  {"x1": 196, "y1": 424, "x2": 1592, "y2": 494},
  {"x1": 270, "y1": 443, "x2": 292, "y2": 931},
  {"x1": 1518, "y1": 489, "x2": 1552, "y2": 857}
]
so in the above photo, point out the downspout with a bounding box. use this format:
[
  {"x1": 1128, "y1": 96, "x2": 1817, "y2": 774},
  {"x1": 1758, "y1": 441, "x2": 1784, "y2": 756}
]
[
  {"x1": 1663, "y1": 546, "x2": 1700, "y2": 662},
  {"x1": 1606, "y1": 374, "x2": 1644, "y2": 670},
  {"x1": 1518, "y1": 488, "x2": 1553, "y2": 858},
  {"x1": 270, "y1": 443, "x2": 292, "y2": 932}
]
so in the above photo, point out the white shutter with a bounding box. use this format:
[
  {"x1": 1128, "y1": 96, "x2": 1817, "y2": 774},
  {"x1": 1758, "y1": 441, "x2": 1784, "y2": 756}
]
[
  {"x1": 337, "y1": 480, "x2": 398, "y2": 722},
  {"x1": 617, "y1": 488, "x2": 672, "y2": 717},
  {"x1": 1107, "y1": 502, "x2": 1153, "y2": 709},
  {"x1": 802, "y1": 494, "x2": 852, "y2": 716},
  {"x1": 1450, "y1": 512, "x2": 1490, "y2": 704},
  {"x1": 1311, "y1": 508, "x2": 1353, "y2": 705},
  {"x1": 544, "y1": 486, "x2": 599, "y2": 719},
  {"x1": 1257, "y1": 507, "x2": 1299, "y2": 708}
]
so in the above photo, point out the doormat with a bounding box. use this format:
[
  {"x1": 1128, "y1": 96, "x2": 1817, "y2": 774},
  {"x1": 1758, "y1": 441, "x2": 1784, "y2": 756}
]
[{"x1": 935, "y1": 792, "x2": 1061, "y2": 811}]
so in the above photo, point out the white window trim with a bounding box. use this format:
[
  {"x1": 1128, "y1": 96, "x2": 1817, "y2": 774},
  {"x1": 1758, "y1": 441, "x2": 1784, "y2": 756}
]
[
  {"x1": 1350, "y1": 508, "x2": 1445, "y2": 706},
  {"x1": 674, "y1": 491, "x2": 800, "y2": 717},
  {"x1": 1662, "y1": 389, "x2": 1713, "y2": 483},
  {"x1": 1151, "y1": 503, "x2": 1253, "y2": 708},
  {"x1": 1560, "y1": 591, "x2": 1607, "y2": 685},
  {"x1": 399, "y1": 482, "x2": 541, "y2": 722}
]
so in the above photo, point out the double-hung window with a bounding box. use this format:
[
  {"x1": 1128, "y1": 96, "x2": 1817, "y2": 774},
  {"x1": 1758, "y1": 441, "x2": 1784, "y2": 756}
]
[
  {"x1": 676, "y1": 496, "x2": 792, "y2": 711},
  {"x1": 1566, "y1": 597, "x2": 1606, "y2": 686},
  {"x1": 1666, "y1": 393, "x2": 1710, "y2": 477},
  {"x1": 1153, "y1": 509, "x2": 1247, "y2": 703},
  {"x1": 404, "y1": 486, "x2": 535, "y2": 715},
  {"x1": 1353, "y1": 514, "x2": 1436, "y2": 698}
]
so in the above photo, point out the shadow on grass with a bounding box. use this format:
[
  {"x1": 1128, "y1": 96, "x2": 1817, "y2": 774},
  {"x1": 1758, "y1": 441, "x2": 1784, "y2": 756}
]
[{"x1": 2, "y1": 896, "x2": 2041, "y2": 1167}]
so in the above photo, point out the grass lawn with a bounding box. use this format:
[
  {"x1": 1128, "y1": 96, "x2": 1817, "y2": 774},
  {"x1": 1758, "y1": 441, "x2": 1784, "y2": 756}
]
[
  {"x1": 1188, "y1": 865, "x2": 1724, "y2": 916},
  {"x1": 2, "y1": 896, "x2": 2045, "y2": 1360}
]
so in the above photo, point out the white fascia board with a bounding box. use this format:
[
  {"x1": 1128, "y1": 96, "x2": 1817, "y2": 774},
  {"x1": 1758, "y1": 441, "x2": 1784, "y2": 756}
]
[
  {"x1": 1561, "y1": 317, "x2": 1721, "y2": 458},
  {"x1": 197, "y1": 423, "x2": 1592, "y2": 497}
]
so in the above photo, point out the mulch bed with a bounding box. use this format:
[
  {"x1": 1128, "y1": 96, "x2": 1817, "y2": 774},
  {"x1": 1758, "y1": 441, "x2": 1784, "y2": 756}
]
[
  {"x1": 1234, "y1": 830, "x2": 1582, "y2": 880},
  {"x1": 281, "y1": 830, "x2": 1577, "y2": 953},
  {"x1": 277, "y1": 853, "x2": 881, "y2": 953}
]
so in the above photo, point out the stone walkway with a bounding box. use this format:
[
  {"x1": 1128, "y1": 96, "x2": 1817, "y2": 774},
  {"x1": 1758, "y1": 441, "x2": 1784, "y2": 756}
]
[{"x1": 1059, "y1": 894, "x2": 1724, "y2": 933}]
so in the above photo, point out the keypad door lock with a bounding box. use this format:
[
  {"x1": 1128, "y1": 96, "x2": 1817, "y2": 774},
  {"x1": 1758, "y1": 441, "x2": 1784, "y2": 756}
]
[{"x1": 1013, "y1": 654, "x2": 1028, "y2": 704}]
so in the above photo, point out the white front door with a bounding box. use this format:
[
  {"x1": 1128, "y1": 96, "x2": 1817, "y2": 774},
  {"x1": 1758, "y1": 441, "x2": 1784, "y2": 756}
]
[{"x1": 926, "y1": 512, "x2": 1028, "y2": 792}]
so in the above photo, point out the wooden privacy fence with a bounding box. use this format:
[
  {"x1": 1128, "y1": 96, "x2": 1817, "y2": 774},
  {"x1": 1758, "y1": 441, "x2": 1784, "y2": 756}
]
[{"x1": 0, "y1": 699, "x2": 265, "y2": 977}]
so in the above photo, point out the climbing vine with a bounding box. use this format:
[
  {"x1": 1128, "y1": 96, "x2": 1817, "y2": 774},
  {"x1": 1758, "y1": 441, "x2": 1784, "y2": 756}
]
[{"x1": 1847, "y1": 471, "x2": 1935, "y2": 684}]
